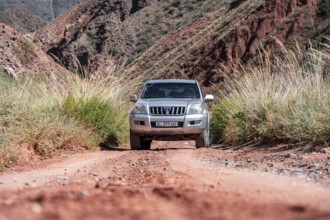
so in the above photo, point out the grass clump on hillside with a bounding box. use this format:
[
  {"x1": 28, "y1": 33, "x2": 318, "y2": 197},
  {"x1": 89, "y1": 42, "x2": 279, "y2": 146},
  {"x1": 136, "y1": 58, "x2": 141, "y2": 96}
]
[
  {"x1": 0, "y1": 69, "x2": 130, "y2": 171},
  {"x1": 211, "y1": 42, "x2": 330, "y2": 145},
  {"x1": 13, "y1": 40, "x2": 37, "y2": 65}
]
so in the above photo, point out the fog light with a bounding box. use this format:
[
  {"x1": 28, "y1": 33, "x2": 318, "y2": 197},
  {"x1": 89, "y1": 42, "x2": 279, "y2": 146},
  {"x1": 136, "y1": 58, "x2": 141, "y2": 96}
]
[
  {"x1": 189, "y1": 120, "x2": 202, "y2": 125},
  {"x1": 134, "y1": 120, "x2": 145, "y2": 125}
]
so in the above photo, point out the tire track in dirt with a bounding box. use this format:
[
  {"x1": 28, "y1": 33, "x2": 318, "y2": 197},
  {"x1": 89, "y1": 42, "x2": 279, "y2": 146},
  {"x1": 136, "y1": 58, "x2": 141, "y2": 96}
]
[{"x1": 0, "y1": 142, "x2": 329, "y2": 220}]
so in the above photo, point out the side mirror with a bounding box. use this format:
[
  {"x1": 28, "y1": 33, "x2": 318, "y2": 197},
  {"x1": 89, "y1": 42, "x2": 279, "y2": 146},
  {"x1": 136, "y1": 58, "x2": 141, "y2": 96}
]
[
  {"x1": 130, "y1": 94, "x2": 138, "y2": 102},
  {"x1": 204, "y1": 94, "x2": 214, "y2": 102}
]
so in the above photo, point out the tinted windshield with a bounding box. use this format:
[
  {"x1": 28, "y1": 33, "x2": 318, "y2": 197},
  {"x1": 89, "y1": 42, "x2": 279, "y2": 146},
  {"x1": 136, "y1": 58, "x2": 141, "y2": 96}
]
[{"x1": 141, "y1": 82, "x2": 201, "y2": 99}]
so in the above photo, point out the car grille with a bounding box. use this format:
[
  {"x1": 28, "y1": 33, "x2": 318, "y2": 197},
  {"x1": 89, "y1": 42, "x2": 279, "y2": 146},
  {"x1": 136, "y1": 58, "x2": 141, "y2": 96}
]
[
  {"x1": 151, "y1": 122, "x2": 184, "y2": 128},
  {"x1": 149, "y1": 106, "x2": 186, "y2": 115}
]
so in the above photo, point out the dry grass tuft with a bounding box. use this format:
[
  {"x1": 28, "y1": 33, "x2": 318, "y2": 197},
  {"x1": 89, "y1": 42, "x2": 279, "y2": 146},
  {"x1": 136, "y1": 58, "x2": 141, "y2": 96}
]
[
  {"x1": 211, "y1": 41, "x2": 330, "y2": 145},
  {"x1": 0, "y1": 65, "x2": 135, "y2": 170}
]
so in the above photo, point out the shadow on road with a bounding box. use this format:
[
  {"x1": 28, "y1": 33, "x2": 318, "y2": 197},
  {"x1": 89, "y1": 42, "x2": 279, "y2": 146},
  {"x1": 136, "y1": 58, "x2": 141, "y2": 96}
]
[{"x1": 101, "y1": 146, "x2": 194, "y2": 151}]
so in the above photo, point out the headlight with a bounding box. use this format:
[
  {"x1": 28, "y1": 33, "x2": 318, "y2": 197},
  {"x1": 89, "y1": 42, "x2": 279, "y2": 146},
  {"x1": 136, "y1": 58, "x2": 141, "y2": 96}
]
[
  {"x1": 132, "y1": 104, "x2": 147, "y2": 114},
  {"x1": 188, "y1": 104, "x2": 203, "y2": 114}
]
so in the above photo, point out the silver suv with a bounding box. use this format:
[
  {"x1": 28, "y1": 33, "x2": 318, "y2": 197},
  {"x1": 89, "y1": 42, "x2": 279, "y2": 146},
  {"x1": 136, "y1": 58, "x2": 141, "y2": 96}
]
[{"x1": 129, "y1": 79, "x2": 214, "y2": 150}]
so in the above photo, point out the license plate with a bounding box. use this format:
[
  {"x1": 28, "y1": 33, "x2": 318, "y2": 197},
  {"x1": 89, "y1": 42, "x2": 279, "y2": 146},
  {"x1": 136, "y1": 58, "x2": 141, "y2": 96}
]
[{"x1": 155, "y1": 122, "x2": 178, "y2": 127}]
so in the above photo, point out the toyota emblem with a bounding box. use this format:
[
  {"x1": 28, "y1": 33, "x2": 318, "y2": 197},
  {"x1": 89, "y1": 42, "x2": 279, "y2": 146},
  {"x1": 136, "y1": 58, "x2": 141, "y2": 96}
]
[{"x1": 163, "y1": 107, "x2": 171, "y2": 115}]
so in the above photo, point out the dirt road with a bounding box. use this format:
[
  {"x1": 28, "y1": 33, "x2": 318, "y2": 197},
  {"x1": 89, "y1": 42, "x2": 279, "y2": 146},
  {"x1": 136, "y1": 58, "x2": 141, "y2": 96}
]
[{"x1": 0, "y1": 142, "x2": 329, "y2": 220}]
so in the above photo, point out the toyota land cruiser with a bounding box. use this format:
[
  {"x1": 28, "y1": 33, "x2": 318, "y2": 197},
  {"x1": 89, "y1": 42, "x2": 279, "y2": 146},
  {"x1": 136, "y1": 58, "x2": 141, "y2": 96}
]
[{"x1": 129, "y1": 79, "x2": 214, "y2": 150}]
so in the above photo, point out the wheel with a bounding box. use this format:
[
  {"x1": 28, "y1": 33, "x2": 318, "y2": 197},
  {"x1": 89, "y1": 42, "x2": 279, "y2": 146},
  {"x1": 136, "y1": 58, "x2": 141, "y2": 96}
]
[
  {"x1": 130, "y1": 130, "x2": 152, "y2": 150},
  {"x1": 195, "y1": 127, "x2": 210, "y2": 149},
  {"x1": 141, "y1": 140, "x2": 152, "y2": 150}
]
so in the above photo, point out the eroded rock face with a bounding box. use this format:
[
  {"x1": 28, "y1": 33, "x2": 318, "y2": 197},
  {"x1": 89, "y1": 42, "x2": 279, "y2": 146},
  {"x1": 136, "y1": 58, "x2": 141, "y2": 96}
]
[
  {"x1": 29, "y1": 0, "x2": 327, "y2": 88},
  {"x1": 183, "y1": 0, "x2": 319, "y2": 86},
  {"x1": 33, "y1": 0, "x2": 159, "y2": 76}
]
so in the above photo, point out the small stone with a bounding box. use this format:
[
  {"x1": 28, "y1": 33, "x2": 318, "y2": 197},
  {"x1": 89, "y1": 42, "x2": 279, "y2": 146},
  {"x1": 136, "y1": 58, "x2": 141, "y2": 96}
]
[
  {"x1": 299, "y1": 163, "x2": 308, "y2": 168},
  {"x1": 308, "y1": 164, "x2": 320, "y2": 169},
  {"x1": 247, "y1": 158, "x2": 253, "y2": 163},
  {"x1": 320, "y1": 148, "x2": 329, "y2": 154},
  {"x1": 326, "y1": 167, "x2": 330, "y2": 173},
  {"x1": 95, "y1": 182, "x2": 100, "y2": 188},
  {"x1": 31, "y1": 203, "x2": 42, "y2": 213},
  {"x1": 80, "y1": 190, "x2": 89, "y2": 197},
  {"x1": 285, "y1": 153, "x2": 297, "y2": 158},
  {"x1": 89, "y1": 172, "x2": 97, "y2": 176},
  {"x1": 57, "y1": 175, "x2": 67, "y2": 180},
  {"x1": 268, "y1": 163, "x2": 274, "y2": 167}
]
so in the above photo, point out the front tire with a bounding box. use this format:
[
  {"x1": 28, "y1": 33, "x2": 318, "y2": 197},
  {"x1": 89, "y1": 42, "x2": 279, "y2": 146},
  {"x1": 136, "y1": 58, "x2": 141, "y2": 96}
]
[
  {"x1": 195, "y1": 128, "x2": 210, "y2": 149},
  {"x1": 130, "y1": 130, "x2": 151, "y2": 150}
]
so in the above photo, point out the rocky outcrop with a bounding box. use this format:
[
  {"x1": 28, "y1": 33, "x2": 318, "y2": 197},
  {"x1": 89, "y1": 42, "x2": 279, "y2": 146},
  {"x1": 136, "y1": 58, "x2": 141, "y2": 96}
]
[{"x1": 182, "y1": 0, "x2": 320, "y2": 86}]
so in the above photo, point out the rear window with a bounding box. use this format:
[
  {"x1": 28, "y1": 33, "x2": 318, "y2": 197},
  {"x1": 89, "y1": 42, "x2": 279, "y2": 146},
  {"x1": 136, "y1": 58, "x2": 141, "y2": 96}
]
[{"x1": 141, "y1": 83, "x2": 201, "y2": 99}]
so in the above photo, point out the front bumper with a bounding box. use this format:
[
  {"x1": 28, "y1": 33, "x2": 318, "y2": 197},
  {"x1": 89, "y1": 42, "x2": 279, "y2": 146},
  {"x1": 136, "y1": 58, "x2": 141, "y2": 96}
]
[{"x1": 129, "y1": 113, "x2": 207, "y2": 135}]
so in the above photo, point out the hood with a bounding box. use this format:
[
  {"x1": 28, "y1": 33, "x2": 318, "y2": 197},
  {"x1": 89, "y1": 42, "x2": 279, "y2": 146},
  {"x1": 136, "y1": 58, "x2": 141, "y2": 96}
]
[{"x1": 137, "y1": 98, "x2": 203, "y2": 108}]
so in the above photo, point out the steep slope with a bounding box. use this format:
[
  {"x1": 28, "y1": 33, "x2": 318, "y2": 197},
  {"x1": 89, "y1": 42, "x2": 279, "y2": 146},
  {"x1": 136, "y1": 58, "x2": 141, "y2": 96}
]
[
  {"x1": 126, "y1": 0, "x2": 329, "y2": 87},
  {"x1": 0, "y1": 10, "x2": 47, "y2": 34},
  {"x1": 33, "y1": 0, "x2": 232, "y2": 76},
  {"x1": 0, "y1": 0, "x2": 86, "y2": 22},
  {"x1": 33, "y1": 0, "x2": 329, "y2": 88},
  {"x1": 0, "y1": 23, "x2": 69, "y2": 78}
]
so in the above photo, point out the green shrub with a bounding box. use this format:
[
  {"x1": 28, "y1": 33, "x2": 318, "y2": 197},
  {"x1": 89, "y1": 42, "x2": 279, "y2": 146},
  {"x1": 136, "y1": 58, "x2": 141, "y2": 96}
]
[
  {"x1": 61, "y1": 94, "x2": 128, "y2": 146},
  {"x1": 0, "y1": 69, "x2": 132, "y2": 170},
  {"x1": 171, "y1": 1, "x2": 181, "y2": 8},
  {"x1": 0, "y1": 73, "x2": 99, "y2": 169},
  {"x1": 109, "y1": 47, "x2": 119, "y2": 56}
]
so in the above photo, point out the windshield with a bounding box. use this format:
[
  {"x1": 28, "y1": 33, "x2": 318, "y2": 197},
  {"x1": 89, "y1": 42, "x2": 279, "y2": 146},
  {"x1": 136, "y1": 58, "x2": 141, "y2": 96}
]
[{"x1": 141, "y1": 82, "x2": 201, "y2": 99}]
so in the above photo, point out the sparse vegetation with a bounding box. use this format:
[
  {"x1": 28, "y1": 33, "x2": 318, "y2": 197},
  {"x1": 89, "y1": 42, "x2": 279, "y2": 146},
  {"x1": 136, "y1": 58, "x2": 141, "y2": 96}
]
[
  {"x1": 211, "y1": 42, "x2": 330, "y2": 145},
  {"x1": 229, "y1": 0, "x2": 246, "y2": 10},
  {"x1": 13, "y1": 40, "x2": 37, "y2": 65},
  {"x1": 318, "y1": 0, "x2": 330, "y2": 18},
  {"x1": 109, "y1": 47, "x2": 119, "y2": 56}
]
